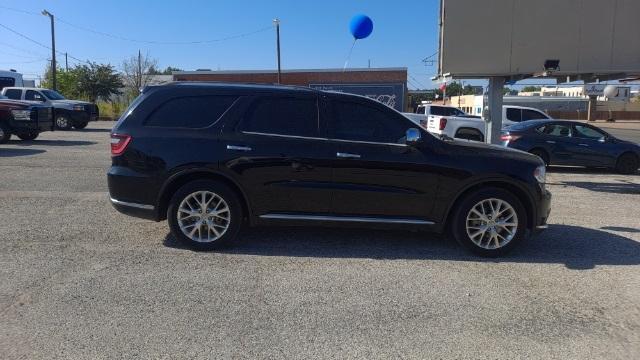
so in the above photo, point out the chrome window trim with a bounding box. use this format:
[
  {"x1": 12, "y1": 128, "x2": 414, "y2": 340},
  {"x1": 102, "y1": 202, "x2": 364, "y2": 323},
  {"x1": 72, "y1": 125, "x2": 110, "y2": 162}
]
[
  {"x1": 241, "y1": 131, "x2": 407, "y2": 147},
  {"x1": 260, "y1": 213, "x2": 434, "y2": 225},
  {"x1": 110, "y1": 197, "x2": 154, "y2": 210}
]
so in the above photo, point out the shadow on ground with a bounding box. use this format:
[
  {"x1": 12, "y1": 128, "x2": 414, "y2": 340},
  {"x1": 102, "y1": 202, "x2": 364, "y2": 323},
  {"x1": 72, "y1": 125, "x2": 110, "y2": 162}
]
[
  {"x1": 547, "y1": 166, "x2": 638, "y2": 176},
  {"x1": 76, "y1": 128, "x2": 113, "y2": 133},
  {"x1": 9, "y1": 139, "x2": 97, "y2": 146},
  {"x1": 164, "y1": 224, "x2": 640, "y2": 270},
  {"x1": 0, "y1": 148, "x2": 46, "y2": 157},
  {"x1": 558, "y1": 181, "x2": 640, "y2": 195}
]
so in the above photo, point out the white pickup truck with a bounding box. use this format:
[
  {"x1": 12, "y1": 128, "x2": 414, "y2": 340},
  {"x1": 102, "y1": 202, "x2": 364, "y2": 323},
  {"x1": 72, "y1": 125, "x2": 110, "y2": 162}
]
[{"x1": 407, "y1": 104, "x2": 551, "y2": 142}]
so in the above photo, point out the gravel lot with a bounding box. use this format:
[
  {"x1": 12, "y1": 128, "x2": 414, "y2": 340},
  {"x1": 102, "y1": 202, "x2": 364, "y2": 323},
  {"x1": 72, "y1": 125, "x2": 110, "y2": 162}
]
[{"x1": 1, "y1": 121, "x2": 639, "y2": 359}]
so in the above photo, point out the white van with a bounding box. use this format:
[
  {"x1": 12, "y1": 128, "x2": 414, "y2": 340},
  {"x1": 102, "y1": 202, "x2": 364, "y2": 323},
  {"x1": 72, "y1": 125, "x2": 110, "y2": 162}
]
[{"x1": 0, "y1": 70, "x2": 24, "y2": 91}]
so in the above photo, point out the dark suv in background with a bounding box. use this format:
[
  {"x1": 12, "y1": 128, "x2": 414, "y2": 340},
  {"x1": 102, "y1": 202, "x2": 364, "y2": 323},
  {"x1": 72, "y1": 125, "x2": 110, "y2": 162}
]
[{"x1": 108, "y1": 83, "x2": 551, "y2": 256}]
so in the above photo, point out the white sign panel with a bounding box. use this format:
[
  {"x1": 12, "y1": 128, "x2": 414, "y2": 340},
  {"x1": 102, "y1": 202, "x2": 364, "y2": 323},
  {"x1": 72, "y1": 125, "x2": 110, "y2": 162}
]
[{"x1": 583, "y1": 84, "x2": 605, "y2": 96}]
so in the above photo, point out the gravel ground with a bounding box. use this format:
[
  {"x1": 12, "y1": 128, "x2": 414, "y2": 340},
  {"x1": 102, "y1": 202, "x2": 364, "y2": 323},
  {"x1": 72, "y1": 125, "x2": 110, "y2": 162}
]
[{"x1": 1, "y1": 122, "x2": 639, "y2": 359}]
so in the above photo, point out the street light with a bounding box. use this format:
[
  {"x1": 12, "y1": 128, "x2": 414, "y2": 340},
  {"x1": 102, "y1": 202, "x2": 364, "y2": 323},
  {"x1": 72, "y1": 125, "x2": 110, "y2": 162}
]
[
  {"x1": 42, "y1": 9, "x2": 56, "y2": 90},
  {"x1": 273, "y1": 18, "x2": 281, "y2": 84}
]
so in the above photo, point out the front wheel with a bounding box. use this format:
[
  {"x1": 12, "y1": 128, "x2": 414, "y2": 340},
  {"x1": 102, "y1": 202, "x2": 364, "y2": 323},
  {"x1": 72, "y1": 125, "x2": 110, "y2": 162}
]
[
  {"x1": 55, "y1": 114, "x2": 72, "y2": 130},
  {"x1": 167, "y1": 180, "x2": 243, "y2": 250},
  {"x1": 615, "y1": 153, "x2": 638, "y2": 174},
  {"x1": 73, "y1": 121, "x2": 88, "y2": 129},
  {"x1": 17, "y1": 131, "x2": 39, "y2": 141},
  {"x1": 451, "y1": 187, "x2": 527, "y2": 257}
]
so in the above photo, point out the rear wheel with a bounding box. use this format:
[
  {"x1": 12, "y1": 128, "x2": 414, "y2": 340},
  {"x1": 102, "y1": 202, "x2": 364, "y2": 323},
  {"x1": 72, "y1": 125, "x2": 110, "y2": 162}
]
[
  {"x1": 451, "y1": 187, "x2": 527, "y2": 257},
  {"x1": 529, "y1": 148, "x2": 550, "y2": 166},
  {"x1": 0, "y1": 122, "x2": 11, "y2": 143},
  {"x1": 17, "y1": 131, "x2": 39, "y2": 141},
  {"x1": 55, "y1": 114, "x2": 72, "y2": 130},
  {"x1": 73, "y1": 121, "x2": 88, "y2": 129},
  {"x1": 615, "y1": 152, "x2": 639, "y2": 174},
  {"x1": 167, "y1": 180, "x2": 243, "y2": 250}
]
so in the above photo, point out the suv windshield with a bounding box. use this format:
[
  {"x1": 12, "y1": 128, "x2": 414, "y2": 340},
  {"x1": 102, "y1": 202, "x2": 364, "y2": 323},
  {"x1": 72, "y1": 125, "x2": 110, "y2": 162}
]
[{"x1": 41, "y1": 90, "x2": 65, "y2": 100}]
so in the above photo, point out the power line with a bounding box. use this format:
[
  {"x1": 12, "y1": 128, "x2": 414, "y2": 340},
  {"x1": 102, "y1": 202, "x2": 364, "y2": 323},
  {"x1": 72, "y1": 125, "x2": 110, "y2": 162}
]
[
  {"x1": 0, "y1": 58, "x2": 48, "y2": 64},
  {"x1": 409, "y1": 74, "x2": 427, "y2": 88},
  {"x1": 0, "y1": 22, "x2": 90, "y2": 64},
  {"x1": 0, "y1": 5, "x2": 274, "y2": 45}
]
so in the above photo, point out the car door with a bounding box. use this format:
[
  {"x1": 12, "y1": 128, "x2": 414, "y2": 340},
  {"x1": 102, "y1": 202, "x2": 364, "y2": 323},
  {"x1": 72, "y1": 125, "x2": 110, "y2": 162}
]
[
  {"x1": 534, "y1": 123, "x2": 575, "y2": 165},
  {"x1": 220, "y1": 94, "x2": 333, "y2": 216},
  {"x1": 327, "y1": 97, "x2": 439, "y2": 221},
  {"x1": 570, "y1": 124, "x2": 617, "y2": 166},
  {"x1": 24, "y1": 90, "x2": 46, "y2": 104}
]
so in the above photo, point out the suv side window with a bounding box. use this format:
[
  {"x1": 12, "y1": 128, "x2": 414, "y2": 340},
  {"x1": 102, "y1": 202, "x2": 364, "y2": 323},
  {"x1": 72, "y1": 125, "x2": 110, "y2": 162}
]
[
  {"x1": 25, "y1": 90, "x2": 45, "y2": 102},
  {"x1": 522, "y1": 109, "x2": 547, "y2": 121},
  {"x1": 240, "y1": 96, "x2": 318, "y2": 137},
  {"x1": 145, "y1": 95, "x2": 237, "y2": 128},
  {"x1": 330, "y1": 100, "x2": 408, "y2": 144},
  {"x1": 4, "y1": 89, "x2": 21, "y2": 100},
  {"x1": 506, "y1": 108, "x2": 522, "y2": 122}
]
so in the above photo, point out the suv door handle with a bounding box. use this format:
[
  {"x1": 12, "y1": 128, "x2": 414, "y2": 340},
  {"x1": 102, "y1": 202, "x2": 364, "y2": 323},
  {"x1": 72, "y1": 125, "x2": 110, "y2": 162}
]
[
  {"x1": 226, "y1": 145, "x2": 252, "y2": 152},
  {"x1": 546, "y1": 140, "x2": 556, "y2": 144},
  {"x1": 578, "y1": 143, "x2": 589, "y2": 147},
  {"x1": 336, "y1": 152, "x2": 361, "y2": 159}
]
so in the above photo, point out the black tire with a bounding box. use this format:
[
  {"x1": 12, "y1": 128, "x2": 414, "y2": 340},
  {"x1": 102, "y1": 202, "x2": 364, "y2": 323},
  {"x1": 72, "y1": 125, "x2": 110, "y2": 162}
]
[
  {"x1": 167, "y1": 180, "x2": 243, "y2": 250},
  {"x1": 73, "y1": 121, "x2": 88, "y2": 129},
  {"x1": 451, "y1": 187, "x2": 528, "y2": 257},
  {"x1": 55, "y1": 114, "x2": 72, "y2": 130},
  {"x1": 615, "y1": 152, "x2": 639, "y2": 175},
  {"x1": 17, "y1": 131, "x2": 39, "y2": 141},
  {"x1": 529, "y1": 148, "x2": 550, "y2": 166},
  {"x1": 0, "y1": 122, "x2": 11, "y2": 144}
]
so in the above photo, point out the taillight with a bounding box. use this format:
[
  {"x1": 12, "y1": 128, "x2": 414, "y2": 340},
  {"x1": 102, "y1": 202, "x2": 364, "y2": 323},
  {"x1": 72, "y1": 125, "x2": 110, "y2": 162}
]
[
  {"x1": 500, "y1": 134, "x2": 522, "y2": 142},
  {"x1": 439, "y1": 117, "x2": 448, "y2": 130},
  {"x1": 110, "y1": 134, "x2": 132, "y2": 156}
]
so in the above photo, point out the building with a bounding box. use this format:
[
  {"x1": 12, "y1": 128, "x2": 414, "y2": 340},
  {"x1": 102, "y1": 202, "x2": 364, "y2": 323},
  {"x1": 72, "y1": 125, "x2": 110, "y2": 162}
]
[
  {"x1": 519, "y1": 85, "x2": 632, "y2": 101},
  {"x1": 173, "y1": 68, "x2": 408, "y2": 111}
]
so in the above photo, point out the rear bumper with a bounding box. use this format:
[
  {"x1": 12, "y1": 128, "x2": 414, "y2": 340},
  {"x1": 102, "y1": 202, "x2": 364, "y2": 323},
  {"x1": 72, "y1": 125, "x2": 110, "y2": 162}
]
[
  {"x1": 109, "y1": 197, "x2": 157, "y2": 221},
  {"x1": 108, "y1": 166, "x2": 161, "y2": 221}
]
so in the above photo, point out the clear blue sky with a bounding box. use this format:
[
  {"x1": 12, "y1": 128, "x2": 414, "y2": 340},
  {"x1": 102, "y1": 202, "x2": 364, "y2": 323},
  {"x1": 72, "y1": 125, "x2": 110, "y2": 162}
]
[{"x1": 0, "y1": 0, "x2": 440, "y2": 89}]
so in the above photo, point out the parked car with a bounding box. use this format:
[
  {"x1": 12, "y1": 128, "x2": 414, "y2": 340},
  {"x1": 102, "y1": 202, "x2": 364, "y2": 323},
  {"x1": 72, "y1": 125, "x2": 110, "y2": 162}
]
[
  {"x1": 501, "y1": 120, "x2": 640, "y2": 174},
  {"x1": 108, "y1": 83, "x2": 551, "y2": 256},
  {"x1": 417, "y1": 104, "x2": 551, "y2": 142},
  {"x1": 0, "y1": 99, "x2": 53, "y2": 143},
  {"x1": 0, "y1": 69, "x2": 24, "y2": 91},
  {"x1": 416, "y1": 104, "x2": 486, "y2": 141},
  {"x1": 1, "y1": 87, "x2": 98, "y2": 130}
]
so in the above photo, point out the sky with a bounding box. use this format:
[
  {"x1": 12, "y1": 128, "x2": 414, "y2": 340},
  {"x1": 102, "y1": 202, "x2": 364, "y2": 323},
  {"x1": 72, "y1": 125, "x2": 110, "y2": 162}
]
[{"x1": 0, "y1": 0, "x2": 441, "y2": 89}]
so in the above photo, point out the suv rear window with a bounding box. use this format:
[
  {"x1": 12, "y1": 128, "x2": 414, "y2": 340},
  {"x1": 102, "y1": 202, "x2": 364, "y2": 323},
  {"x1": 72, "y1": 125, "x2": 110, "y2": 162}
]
[
  {"x1": 145, "y1": 96, "x2": 237, "y2": 128},
  {"x1": 240, "y1": 97, "x2": 318, "y2": 137}
]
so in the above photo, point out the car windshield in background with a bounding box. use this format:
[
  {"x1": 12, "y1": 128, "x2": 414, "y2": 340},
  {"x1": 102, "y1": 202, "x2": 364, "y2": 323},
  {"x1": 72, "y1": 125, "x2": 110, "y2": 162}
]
[{"x1": 41, "y1": 90, "x2": 65, "y2": 100}]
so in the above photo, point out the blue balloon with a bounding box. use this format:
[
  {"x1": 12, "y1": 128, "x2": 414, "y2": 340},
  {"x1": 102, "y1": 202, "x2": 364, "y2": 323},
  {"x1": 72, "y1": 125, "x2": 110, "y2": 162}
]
[{"x1": 349, "y1": 14, "x2": 373, "y2": 40}]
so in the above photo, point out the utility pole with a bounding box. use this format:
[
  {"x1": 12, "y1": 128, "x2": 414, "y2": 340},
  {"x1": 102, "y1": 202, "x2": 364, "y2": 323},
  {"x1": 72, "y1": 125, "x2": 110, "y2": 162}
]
[
  {"x1": 65, "y1": 53, "x2": 68, "y2": 71},
  {"x1": 273, "y1": 19, "x2": 281, "y2": 84},
  {"x1": 138, "y1": 49, "x2": 142, "y2": 91},
  {"x1": 42, "y1": 10, "x2": 56, "y2": 90}
]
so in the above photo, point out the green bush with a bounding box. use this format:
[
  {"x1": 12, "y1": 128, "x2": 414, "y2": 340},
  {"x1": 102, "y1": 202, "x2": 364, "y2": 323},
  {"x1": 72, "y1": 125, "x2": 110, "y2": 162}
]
[{"x1": 97, "y1": 101, "x2": 128, "y2": 120}]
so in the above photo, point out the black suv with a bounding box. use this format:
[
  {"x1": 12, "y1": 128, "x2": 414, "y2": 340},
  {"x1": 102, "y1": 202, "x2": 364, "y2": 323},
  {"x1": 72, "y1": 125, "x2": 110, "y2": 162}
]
[{"x1": 108, "y1": 83, "x2": 551, "y2": 256}]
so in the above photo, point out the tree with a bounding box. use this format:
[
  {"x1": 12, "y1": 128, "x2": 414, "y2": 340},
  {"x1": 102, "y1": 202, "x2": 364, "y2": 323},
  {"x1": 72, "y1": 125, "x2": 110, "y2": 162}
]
[
  {"x1": 74, "y1": 62, "x2": 123, "y2": 102},
  {"x1": 122, "y1": 50, "x2": 158, "y2": 97},
  {"x1": 521, "y1": 86, "x2": 542, "y2": 93}
]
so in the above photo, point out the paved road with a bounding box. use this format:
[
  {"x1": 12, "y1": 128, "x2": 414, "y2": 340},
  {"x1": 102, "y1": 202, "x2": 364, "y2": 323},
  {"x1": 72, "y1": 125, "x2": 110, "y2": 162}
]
[{"x1": 1, "y1": 122, "x2": 639, "y2": 359}]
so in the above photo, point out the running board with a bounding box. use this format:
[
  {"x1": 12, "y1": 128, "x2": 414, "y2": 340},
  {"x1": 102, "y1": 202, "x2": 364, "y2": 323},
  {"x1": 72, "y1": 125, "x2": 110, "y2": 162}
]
[{"x1": 259, "y1": 213, "x2": 434, "y2": 225}]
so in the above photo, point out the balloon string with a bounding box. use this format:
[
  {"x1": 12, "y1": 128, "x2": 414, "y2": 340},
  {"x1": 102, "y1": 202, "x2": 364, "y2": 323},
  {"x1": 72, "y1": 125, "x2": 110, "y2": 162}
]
[{"x1": 342, "y1": 39, "x2": 357, "y2": 72}]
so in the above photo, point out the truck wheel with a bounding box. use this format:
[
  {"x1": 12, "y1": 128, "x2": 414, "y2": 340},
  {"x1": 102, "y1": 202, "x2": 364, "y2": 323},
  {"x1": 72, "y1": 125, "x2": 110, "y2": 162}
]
[
  {"x1": 17, "y1": 131, "x2": 39, "y2": 141},
  {"x1": 73, "y1": 121, "x2": 88, "y2": 129},
  {"x1": 55, "y1": 115, "x2": 72, "y2": 130},
  {"x1": 0, "y1": 122, "x2": 11, "y2": 144}
]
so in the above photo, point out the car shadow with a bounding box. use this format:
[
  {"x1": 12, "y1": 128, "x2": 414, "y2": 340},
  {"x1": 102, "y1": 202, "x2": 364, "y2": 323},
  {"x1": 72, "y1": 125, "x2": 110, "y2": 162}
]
[
  {"x1": 163, "y1": 224, "x2": 640, "y2": 270},
  {"x1": 76, "y1": 128, "x2": 113, "y2": 133},
  {"x1": 9, "y1": 139, "x2": 97, "y2": 146},
  {"x1": 558, "y1": 181, "x2": 640, "y2": 195},
  {"x1": 546, "y1": 166, "x2": 634, "y2": 175},
  {"x1": 601, "y1": 226, "x2": 640, "y2": 233},
  {"x1": 0, "y1": 148, "x2": 46, "y2": 157}
]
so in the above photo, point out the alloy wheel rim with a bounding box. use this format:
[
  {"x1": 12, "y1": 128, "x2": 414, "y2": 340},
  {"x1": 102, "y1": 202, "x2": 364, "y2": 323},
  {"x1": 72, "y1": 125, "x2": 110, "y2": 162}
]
[
  {"x1": 57, "y1": 117, "x2": 68, "y2": 128},
  {"x1": 177, "y1": 190, "x2": 230, "y2": 243},
  {"x1": 465, "y1": 198, "x2": 518, "y2": 250}
]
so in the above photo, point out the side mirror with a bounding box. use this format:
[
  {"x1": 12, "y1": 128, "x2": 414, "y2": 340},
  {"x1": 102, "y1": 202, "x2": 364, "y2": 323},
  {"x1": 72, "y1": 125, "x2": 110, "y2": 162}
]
[{"x1": 405, "y1": 128, "x2": 422, "y2": 146}]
